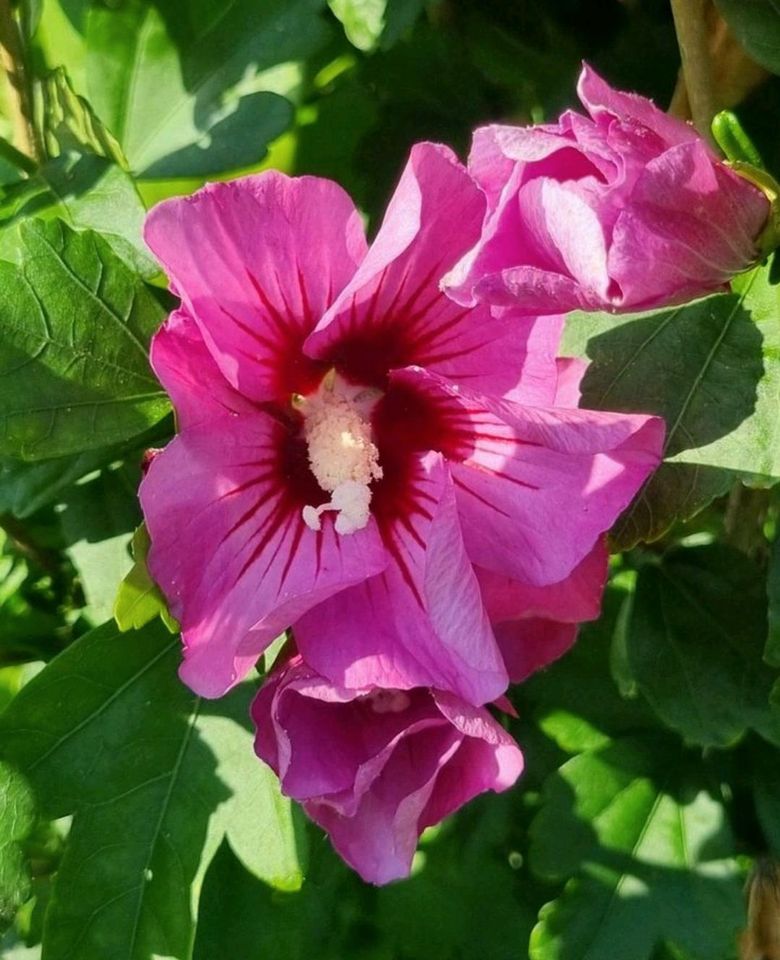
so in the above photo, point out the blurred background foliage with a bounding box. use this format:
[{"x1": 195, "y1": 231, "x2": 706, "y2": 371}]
[{"x1": 1, "y1": 1, "x2": 780, "y2": 958}]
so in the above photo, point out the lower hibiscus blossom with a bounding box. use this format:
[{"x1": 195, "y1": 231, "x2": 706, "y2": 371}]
[
  {"x1": 139, "y1": 141, "x2": 664, "y2": 705},
  {"x1": 252, "y1": 656, "x2": 524, "y2": 885}
]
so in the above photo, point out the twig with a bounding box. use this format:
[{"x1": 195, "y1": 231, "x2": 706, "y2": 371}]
[
  {"x1": 0, "y1": 513, "x2": 60, "y2": 575},
  {"x1": 0, "y1": 0, "x2": 39, "y2": 163},
  {"x1": 669, "y1": 0, "x2": 717, "y2": 140}
]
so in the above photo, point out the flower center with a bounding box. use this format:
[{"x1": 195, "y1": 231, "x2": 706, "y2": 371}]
[{"x1": 299, "y1": 374, "x2": 383, "y2": 535}]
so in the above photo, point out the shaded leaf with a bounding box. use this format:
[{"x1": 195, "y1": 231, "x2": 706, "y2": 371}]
[
  {"x1": 0, "y1": 152, "x2": 157, "y2": 279},
  {"x1": 714, "y1": 0, "x2": 780, "y2": 75},
  {"x1": 519, "y1": 583, "x2": 659, "y2": 755},
  {"x1": 0, "y1": 620, "x2": 305, "y2": 960},
  {"x1": 529, "y1": 739, "x2": 744, "y2": 960},
  {"x1": 626, "y1": 545, "x2": 780, "y2": 748},
  {"x1": 60, "y1": 464, "x2": 140, "y2": 624},
  {"x1": 767, "y1": 534, "x2": 780, "y2": 667},
  {"x1": 563, "y1": 265, "x2": 780, "y2": 548},
  {"x1": 0, "y1": 219, "x2": 169, "y2": 461},
  {"x1": 85, "y1": 0, "x2": 330, "y2": 177}
]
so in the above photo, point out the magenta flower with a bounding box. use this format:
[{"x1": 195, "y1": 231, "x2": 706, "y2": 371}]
[
  {"x1": 444, "y1": 65, "x2": 769, "y2": 315},
  {"x1": 140, "y1": 142, "x2": 664, "y2": 705},
  {"x1": 251, "y1": 656, "x2": 524, "y2": 885}
]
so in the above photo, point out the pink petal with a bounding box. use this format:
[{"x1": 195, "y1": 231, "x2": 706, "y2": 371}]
[
  {"x1": 392, "y1": 367, "x2": 663, "y2": 585},
  {"x1": 150, "y1": 309, "x2": 254, "y2": 429},
  {"x1": 294, "y1": 453, "x2": 508, "y2": 706},
  {"x1": 577, "y1": 63, "x2": 700, "y2": 150},
  {"x1": 420, "y1": 694, "x2": 524, "y2": 824},
  {"x1": 476, "y1": 540, "x2": 608, "y2": 623},
  {"x1": 302, "y1": 142, "x2": 539, "y2": 398},
  {"x1": 144, "y1": 173, "x2": 367, "y2": 402},
  {"x1": 610, "y1": 140, "x2": 768, "y2": 308},
  {"x1": 517, "y1": 177, "x2": 613, "y2": 302},
  {"x1": 140, "y1": 413, "x2": 386, "y2": 697},
  {"x1": 494, "y1": 619, "x2": 579, "y2": 682},
  {"x1": 306, "y1": 725, "x2": 462, "y2": 885},
  {"x1": 554, "y1": 356, "x2": 588, "y2": 408}
]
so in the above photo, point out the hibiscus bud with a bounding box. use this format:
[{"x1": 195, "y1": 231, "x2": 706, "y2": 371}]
[
  {"x1": 251, "y1": 657, "x2": 523, "y2": 885},
  {"x1": 443, "y1": 64, "x2": 770, "y2": 316}
]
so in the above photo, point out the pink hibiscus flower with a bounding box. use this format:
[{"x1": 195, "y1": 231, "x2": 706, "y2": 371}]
[
  {"x1": 252, "y1": 656, "x2": 524, "y2": 885},
  {"x1": 140, "y1": 142, "x2": 664, "y2": 705},
  {"x1": 444, "y1": 65, "x2": 769, "y2": 315}
]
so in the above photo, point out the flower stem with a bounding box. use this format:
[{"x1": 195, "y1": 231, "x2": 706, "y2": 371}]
[
  {"x1": 669, "y1": 0, "x2": 717, "y2": 141},
  {"x1": 0, "y1": 0, "x2": 40, "y2": 164}
]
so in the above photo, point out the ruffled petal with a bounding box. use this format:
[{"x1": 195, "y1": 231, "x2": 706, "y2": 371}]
[
  {"x1": 303, "y1": 142, "x2": 538, "y2": 399},
  {"x1": 391, "y1": 367, "x2": 663, "y2": 585},
  {"x1": 294, "y1": 452, "x2": 508, "y2": 706},
  {"x1": 144, "y1": 173, "x2": 367, "y2": 402},
  {"x1": 150, "y1": 308, "x2": 254, "y2": 429},
  {"x1": 609, "y1": 140, "x2": 768, "y2": 308},
  {"x1": 140, "y1": 412, "x2": 386, "y2": 697},
  {"x1": 577, "y1": 63, "x2": 699, "y2": 150},
  {"x1": 305, "y1": 724, "x2": 461, "y2": 885}
]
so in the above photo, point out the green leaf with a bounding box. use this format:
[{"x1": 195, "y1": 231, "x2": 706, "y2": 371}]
[
  {"x1": 0, "y1": 219, "x2": 169, "y2": 461},
  {"x1": 0, "y1": 763, "x2": 35, "y2": 934},
  {"x1": 752, "y1": 740, "x2": 780, "y2": 856},
  {"x1": 329, "y1": 0, "x2": 386, "y2": 49},
  {"x1": 85, "y1": 0, "x2": 330, "y2": 178},
  {"x1": 563, "y1": 264, "x2": 780, "y2": 548},
  {"x1": 0, "y1": 620, "x2": 305, "y2": 960},
  {"x1": 767, "y1": 535, "x2": 780, "y2": 668},
  {"x1": 0, "y1": 152, "x2": 158, "y2": 279},
  {"x1": 529, "y1": 739, "x2": 744, "y2": 960},
  {"x1": 114, "y1": 524, "x2": 177, "y2": 633},
  {"x1": 60, "y1": 464, "x2": 141, "y2": 624},
  {"x1": 0, "y1": 450, "x2": 117, "y2": 519},
  {"x1": 714, "y1": 0, "x2": 780, "y2": 75},
  {"x1": 36, "y1": 67, "x2": 127, "y2": 168},
  {"x1": 626, "y1": 545, "x2": 780, "y2": 748},
  {"x1": 329, "y1": 0, "x2": 438, "y2": 52},
  {"x1": 520, "y1": 583, "x2": 659, "y2": 755}
]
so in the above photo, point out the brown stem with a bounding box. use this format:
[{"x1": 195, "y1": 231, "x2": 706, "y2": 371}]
[
  {"x1": 0, "y1": 0, "x2": 39, "y2": 163},
  {"x1": 670, "y1": 0, "x2": 717, "y2": 139},
  {"x1": 0, "y1": 513, "x2": 59, "y2": 575}
]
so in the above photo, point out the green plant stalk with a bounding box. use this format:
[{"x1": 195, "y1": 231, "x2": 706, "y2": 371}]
[{"x1": 669, "y1": 0, "x2": 717, "y2": 141}]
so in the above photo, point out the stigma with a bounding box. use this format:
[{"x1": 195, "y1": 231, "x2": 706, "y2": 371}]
[{"x1": 299, "y1": 374, "x2": 383, "y2": 535}]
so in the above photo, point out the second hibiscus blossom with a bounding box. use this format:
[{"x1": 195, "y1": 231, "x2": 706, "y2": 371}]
[{"x1": 140, "y1": 142, "x2": 663, "y2": 706}]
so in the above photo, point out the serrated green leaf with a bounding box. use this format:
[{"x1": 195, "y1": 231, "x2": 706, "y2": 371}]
[
  {"x1": 714, "y1": 0, "x2": 780, "y2": 75},
  {"x1": 529, "y1": 739, "x2": 743, "y2": 960},
  {"x1": 626, "y1": 545, "x2": 780, "y2": 748},
  {"x1": 0, "y1": 152, "x2": 157, "y2": 279},
  {"x1": 0, "y1": 620, "x2": 306, "y2": 960},
  {"x1": 114, "y1": 524, "x2": 177, "y2": 634},
  {"x1": 0, "y1": 762, "x2": 35, "y2": 934},
  {"x1": 85, "y1": 0, "x2": 330, "y2": 178},
  {"x1": 0, "y1": 219, "x2": 169, "y2": 461},
  {"x1": 563, "y1": 264, "x2": 780, "y2": 548}
]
